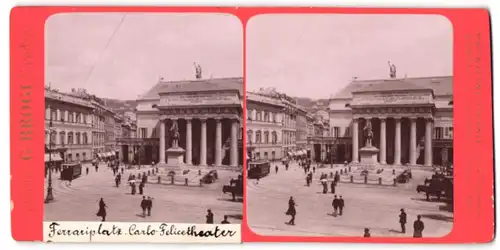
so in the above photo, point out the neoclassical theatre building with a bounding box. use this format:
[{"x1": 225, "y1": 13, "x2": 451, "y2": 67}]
[
  {"x1": 129, "y1": 77, "x2": 244, "y2": 167},
  {"x1": 313, "y1": 76, "x2": 453, "y2": 167}
]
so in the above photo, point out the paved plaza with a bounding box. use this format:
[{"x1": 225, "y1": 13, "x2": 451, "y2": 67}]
[
  {"x1": 44, "y1": 163, "x2": 242, "y2": 224},
  {"x1": 247, "y1": 162, "x2": 453, "y2": 237}
]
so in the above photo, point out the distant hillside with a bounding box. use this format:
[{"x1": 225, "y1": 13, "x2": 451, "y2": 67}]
[
  {"x1": 102, "y1": 98, "x2": 137, "y2": 114},
  {"x1": 294, "y1": 97, "x2": 330, "y2": 112}
]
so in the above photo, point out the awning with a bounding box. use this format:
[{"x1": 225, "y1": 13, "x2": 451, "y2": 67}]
[
  {"x1": 287, "y1": 152, "x2": 293, "y2": 156},
  {"x1": 45, "y1": 153, "x2": 63, "y2": 162}
]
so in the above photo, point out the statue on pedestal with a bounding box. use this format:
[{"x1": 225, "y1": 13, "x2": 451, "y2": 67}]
[
  {"x1": 363, "y1": 120, "x2": 374, "y2": 147},
  {"x1": 170, "y1": 120, "x2": 180, "y2": 148}
]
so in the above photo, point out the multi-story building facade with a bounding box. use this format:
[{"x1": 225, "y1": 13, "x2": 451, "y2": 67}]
[
  {"x1": 44, "y1": 88, "x2": 94, "y2": 163},
  {"x1": 295, "y1": 107, "x2": 308, "y2": 150},
  {"x1": 246, "y1": 92, "x2": 285, "y2": 161},
  {"x1": 324, "y1": 76, "x2": 453, "y2": 167},
  {"x1": 90, "y1": 99, "x2": 106, "y2": 157},
  {"x1": 123, "y1": 77, "x2": 244, "y2": 167},
  {"x1": 104, "y1": 108, "x2": 117, "y2": 157}
]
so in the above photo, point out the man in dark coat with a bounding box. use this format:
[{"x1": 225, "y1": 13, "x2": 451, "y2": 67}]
[
  {"x1": 339, "y1": 195, "x2": 345, "y2": 216},
  {"x1": 146, "y1": 197, "x2": 153, "y2": 216},
  {"x1": 140, "y1": 196, "x2": 148, "y2": 217},
  {"x1": 363, "y1": 228, "x2": 371, "y2": 237},
  {"x1": 221, "y1": 215, "x2": 230, "y2": 224},
  {"x1": 275, "y1": 165, "x2": 279, "y2": 174},
  {"x1": 286, "y1": 196, "x2": 297, "y2": 225},
  {"x1": 139, "y1": 182, "x2": 144, "y2": 195},
  {"x1": 399, "y1": 208, "x2": 407, "y2": 233},
  {"x1": 330, "y1": 180, "x2": 336, "y2": 194},
  {"x1": 206, "y1": 209, "x2": 214, "y2": 224},
  {"x1": 332, "y1": 195, "x2": 340, "y2": 216},
  {"x1": 413, "y1": 215, "x2": 425, "y2": 238}
]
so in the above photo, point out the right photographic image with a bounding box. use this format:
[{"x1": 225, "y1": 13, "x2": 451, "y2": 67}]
[{"x1": 245, "y1": 14, "x2": 453, "y2": 237}]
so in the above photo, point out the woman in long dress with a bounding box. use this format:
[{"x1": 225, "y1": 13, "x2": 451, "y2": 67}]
[
  {"x1": 96, "y1": 198, "x2": 107, "y2": 222},
  {"x1": 285, "y1": 196, "x2": 297, "y2": 225}
]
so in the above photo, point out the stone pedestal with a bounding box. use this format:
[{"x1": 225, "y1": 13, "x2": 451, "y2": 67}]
[
  {"x1": 167, "y1": 147, "x2": 185, "y2": 165},
  {"x1": 359, "y1": 146, "x2": 379, "y2": 165}
]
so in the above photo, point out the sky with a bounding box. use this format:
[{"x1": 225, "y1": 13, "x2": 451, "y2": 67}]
[
  {"x1": 246, "y1": 14, "x2": 453, "y2": 99},
  {"x1": 45, "y1": 13, "x2": 243, "y2": 100}
]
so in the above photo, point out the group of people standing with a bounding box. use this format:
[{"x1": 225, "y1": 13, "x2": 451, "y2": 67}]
[{"x1": 205, "y1": 209, "x2": 231, "y2": 224}]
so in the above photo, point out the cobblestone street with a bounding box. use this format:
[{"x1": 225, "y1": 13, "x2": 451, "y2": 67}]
[
  {"x1": 247, "y1": 162, "x2": 453, "y2": 237},
  {"x1": 44, "y1": 163, "x2": 242, "y2": 224}
]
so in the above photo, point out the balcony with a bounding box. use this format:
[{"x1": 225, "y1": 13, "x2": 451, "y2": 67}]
[{"x1": 115, "y1": 137, "x2": 159, "y2": 146}]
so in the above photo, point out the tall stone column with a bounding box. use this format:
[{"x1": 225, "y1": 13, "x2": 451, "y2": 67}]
[
  {"x1": 394, "y1": 118, "x2": 402, "y2": 165},
  {"x1": 379, "y1": 118, "x2": 387, "y2": 164},
  {"x1": 159, "y1": 119, "x2": 166, "y2": 164},
  {"x1": 409, "y1": 117, "x2": 417, "y2": 165},
  {"x1": 352, "y1": 118, "x2": 359, "y2": 163},
  {"x1": 200, "y1": 119, "x2": 207, "y2": 166},
  {"x1": 215, "y1": 118, "x2": 222, "y2": 166},
  {"x1": 425, "y1": 118, "x2": 433, "y2": 167},
  {"x1": 230, "y1": 119, "x2": 238, "y2": 167},
  {"x1": 56, "y1": 109, "x2": 61, "y2": 121},
  {"x1": 185, "y1": 118, "x2": 192, "y2": 165}
]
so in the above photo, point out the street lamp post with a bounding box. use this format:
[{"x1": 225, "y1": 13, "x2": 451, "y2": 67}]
[{"x1": 45, "y1": 106, "x2": 54, "y2": 204}]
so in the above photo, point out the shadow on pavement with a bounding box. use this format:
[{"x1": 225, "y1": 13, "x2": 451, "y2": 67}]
[
  {"x1": 439, "y1": 203, "x2": 454, "y2": 212},
  {"x1": 217, "y1": 198, "x2": 243, "y2": 203},
  {"x1": 420, "y1": 213, "x2": 453, "y2": 222},
  {"x1": 388, "y1": 229, "x2": 403, "y2": 234},
  {"x1": 226, "y1": 214, "x2": 243, "y2": 220}
]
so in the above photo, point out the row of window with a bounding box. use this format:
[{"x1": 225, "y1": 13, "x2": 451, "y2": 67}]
[
  {"x1": 253, "y1": 151, "x2": 277, "y2": 161},
  {"x1": 434, "y1": 127, "x2": 454, "y2": 139},
  {"x1": 46, "y1": 131, "x2": 90, "y2": 145},
  {"x1": 46, "y1": 108, "x2": 92, "y2": 125},
  {"x1": 247, "y1": 109, "x2": 280, "y2": 123},
  {"x1": 247, "y1": 130, "x2": 279, "y2": 144}
]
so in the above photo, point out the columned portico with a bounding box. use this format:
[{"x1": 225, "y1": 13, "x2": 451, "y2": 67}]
[
  {"x1": 351, "y1": 118, "x2": 359, "y2": 163},
  {"x1": 215, "y1": 118, "x2": 222, "y2": 166},
  {"x1": 185, "y1": 119, "x2": 192, "y2": 165},
  {"x1": 379, "y1": 118, "x2": 387, "y2": 164},
  {"x1": 230, "y1": 119, "x2": 239, "y2": 167},
  {"x1": 425, "y1": 118, "x2": 433, "y2": 167},
  {"x1": 409, "y1": 117, "x2": 417, "y2": 165},
  {"x1": 200, "y1": 119, "x2": 207, "y2": 166},
  {"x1": 350, "y1": 104, "x2": 434, "y2": 167},
  {"x1": 394, "y1": 118, "x2": 402, "y2": 165},
  {"x1": 159, "y1": 120, "x2": 166, "y2": 164}
]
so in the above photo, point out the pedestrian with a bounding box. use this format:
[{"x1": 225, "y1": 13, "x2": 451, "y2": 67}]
[
  {"x1": 363, "y1": 228, "x2": 371, "y2": 237},
  {"x1": 275, "y1": 165, "x2": 279, "y2": 174},
  {"x1": 86, "y1": 166, "x2": 89, "y2": 175},
  {"x1": 146, "y1": 197, "x2": 153, "y2": 216},
  {"x1": 221, "y1": 215, "x2": 230, "y2": 224},
  {"x1": 96, "y1": 198, "x2": 107, "y2": 222},
  {"x1": 321, "y1": 179, "x2": 328, "y2": 194},
  {"x1": 206, "y1": 209, "x2": 214, "y2": 224},
  {"x1": 313, "y1": 166, "x2": 316, "y2": 173},
  {"x1": 140, "y1": 196, "x2": 147, "y2": 217},
  {"x1": 285, "y1": 196, "x2": 297, "y2": 225},
  {"x1": 95, "y1": 164, "x2": 98, "y2": 172},
  {"x1": 413, "y1": 215, "x2": 425, "y2": 238},
  {"x1": 285, "y1": 163, "x2": 289, "y2": 171},
  {"x1": 339, "y1": 195, "x2": 345, "y2": 216},
  {"x1": 399, "y1": 208, "x2": 407, "y2": 234},
  {"x1": 139, "y1": 182, "x2": 144, "y2": 195},
  {"x1": 121, "y1": 167, "x2": 124, "y2": 174},
  {"x1": 332, "y1": 195, "x2": 340, "y2": 216},
  {"x1": 131, "y1": 182, "x2": 136, "y2": 195},
  {"x1": 330, "y1": 180, "x2": 336, "y2": 194},
  {"x1": 115, "y1": 175, "x2": 120, "y2": 187},
  {"x1": 335, "y1": 171, "x2": 340, "y2": 183}
]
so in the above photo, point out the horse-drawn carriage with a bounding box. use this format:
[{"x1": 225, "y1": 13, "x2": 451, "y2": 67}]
[
  {"x1": 222, "y1": 175, "x2": 243, "y2": 201},
  {"x1": 396, "y1": 169, "x2": 412, "y2": 183},
  {"x1": 416, "y1": 172, "x2": 453, "y2": 202}
]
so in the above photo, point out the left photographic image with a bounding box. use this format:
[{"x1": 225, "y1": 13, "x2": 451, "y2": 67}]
[{"x1": 44, "y1": 13, "x2": 244, "y2": 225}]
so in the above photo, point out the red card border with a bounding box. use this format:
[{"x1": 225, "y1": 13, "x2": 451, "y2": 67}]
[{"x1": 10, "y1": 6, "x2": 494, "y2": 243}]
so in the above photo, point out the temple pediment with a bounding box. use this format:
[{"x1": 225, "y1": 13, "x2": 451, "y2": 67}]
[
  {"x1": 158, "y1": 92, "x2": 240, "y2": 108},
  {"x1": 351, "y1": 90, "x2": 434, "y2": 107}
]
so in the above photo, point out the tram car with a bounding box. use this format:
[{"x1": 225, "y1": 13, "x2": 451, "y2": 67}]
[
  {"x1": 60, "y1": 162, "x2": 82, "y2": 181},
  {"x1": 247, "y1": 160, "x2": 271, "y2": 179}
]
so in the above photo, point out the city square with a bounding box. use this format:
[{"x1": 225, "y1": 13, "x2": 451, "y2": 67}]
[{"x1": 45, "y1": 163, "x2": 242, "y2": 224}]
